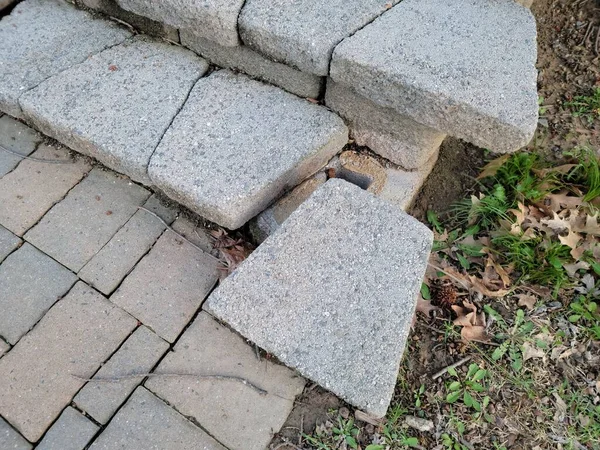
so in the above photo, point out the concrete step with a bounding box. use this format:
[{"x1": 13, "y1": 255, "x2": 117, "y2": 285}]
[{"x1": 205, "y1": 179, "x2": 433, "y2": 417}]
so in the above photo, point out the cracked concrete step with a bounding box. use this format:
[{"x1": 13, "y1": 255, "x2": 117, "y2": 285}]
[
  {"x1": 331, "y1": 0, "x2": 538, "y2": 153},
  {"x1": 148, "y1": 70, "x2": 348, "y2": 230},
  {"x1": 205, "y1": 179, "x2": 433, "y2": 417},
  {"x1": 20, "y1": 36, "x2": 208, "y2": 185},
  {"x1": 0, "y1": 0, "x2": 131, "y2": 119}
]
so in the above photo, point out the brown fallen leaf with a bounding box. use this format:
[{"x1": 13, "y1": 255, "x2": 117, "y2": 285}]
[
  {"x1": 416, "y1": 295, "x2": 439, "y2": 317},
  {"x1": 522, "y1": 341, "x2": 545, "y2": 361},
  {"x1": 533, "y1": 164, "x2": 577, "y2": 178},
  {"x1": 461, "y1": 326, "x2": 492, "y2": 344},
  {"x1": 477, "y1": 154, "x2": 511, "y2": 179},
  {"x1": 516, "y1": 294, "x2": 537, "y2": 310}
]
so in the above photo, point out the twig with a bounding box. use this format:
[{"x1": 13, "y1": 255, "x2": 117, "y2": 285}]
[
  {"x1": 595, "y1": 26, "x2": 600, "y2": 55},
  {"x1": 72, "y1": 372, "x2": 268, "y2": 396},
  {"x1": 138, "y1": 207, "x2": 222, "y2": 264},
  {"x1": 0, "y1": 144, "x2": 74, "y2": 164},
  {"x1": 580, "y1": 21, "x2": 593, "y2": 46},
  {"x1": 299, "y1": 414, "x2": 304, "y2": 446},
  {"x1": 428, "y1": 263, "x2": 470, "y2": 290},
  {"x1": 431, "y1": 356, "x2": 472, "y2": 380}
]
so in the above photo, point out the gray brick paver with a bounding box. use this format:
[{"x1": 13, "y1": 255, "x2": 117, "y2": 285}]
[
  {"x1": 0, "y1": 115, "x2": 42, "y2": 178},
  {"x1": 0, "y1": 281, "x2": 137, "y2": 442},
  {"x1": 0, "y1": 417, "x2": 31, "y2": 450},
  {"x1": 0, "y1": 224, "x2": 21, "y2": 263},
  {"x1": 36, "y1": 407, "x2": 99, "y2": 450}
]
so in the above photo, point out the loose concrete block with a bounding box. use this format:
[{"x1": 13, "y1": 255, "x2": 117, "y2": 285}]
[
  {"x1": 20, "y1": 37, "x2": 208, "y2": 184},
  {"x1": 110, "y1": 230, "x2": 219, "y2": 342},
  {"x1": 0, "y1": 225, "x2": 21, "y2": 263},
  {"x1": 74, "y1": 326, "x2": 169, "y2": 424},
  {"x1": 325, "y1": 80, "x2": 445, "y2": 169},
  {"x1": 0, "y1": 144, "x2": 91, "y2": 236},
  {"x1": 116, "y1": 0, "x2": 244, "y2": 47},
  {"x1": 0, "y1": 115, "x2": 42, "y2": 177},
  {"x1": 36, "y1": 407, "x2": 99, "y2": 450},
  {"x1": 149, "y1": 70, "x2": 348, "y2": 230},
  {"x1": 0, "y1": 282, "x2": 137, "y2": 442},
  {"x1": 25, "y1": 168, "x2": 150, "y2": 272},
  {"x1": 0, "y1": 0, "x2": 131, "y2": 119},
  {"x1": 89, "y1": 387, "x2": 226, "y2": 450},
  {"x1": 0, "y1": 243, "x2": 77, "y2": 345},
  {"x1": 239, "y1": 0, "x2": 400, "y2": 76},
  {"x1": 0, "y1": 418, "x2": 31, "y2": 450},
  {"x1": 78, "y1": 0, "x2": 179, "y2": 41},
  {"x1": 181, "y1": 30, "x2": 323, "y2": 99},
  {"x1": 147, "y1": 312, "x2": 305, "y2": 450},
  {"x1": 330, "y1": 0, "x2": 538, "y2": 153},
  {"x1": 206, "y1": 179, "x2": 433, "y2": 417},
  {"x1": 78, "y1": 196, "x2": 177, "y2": 295}
]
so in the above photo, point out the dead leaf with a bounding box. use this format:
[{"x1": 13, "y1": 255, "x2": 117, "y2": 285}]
[
  {"x1": 558, "y1": 230, "x2": 583, "y2": 256},
  {"x1": 563, "y1": 261, "x2": 591, "y2": 277},
  {"x1": 477, "y1": 154, "x2": 511, "y2": 179},
  {"x1": 543, "y1": 192, "x2": 583, "y2": 213},
  {"x1": 573, "y1": 213, "x2": 600, "y2": 236},
  {"x1": 416, "y1": 296, "x2": 439, "y2": 317},
  {"x1": 461, "y1": 326, "x2": 492, "y2": 343},
  {"x1": 468, "y1": 275, "x2": 511, "y2": 297},
  {"x1": 533, "y1": 164, "x2": 577, "y2": 178},
  {"x1": 541, "y1": 212, "x2": 571, "y2": 233},
  {"x1": 516, "y1": 294, "x2": 537, "y2": 310},
  {"x1": 522, "y1": 341, "x2": 545, "y2": 361},
  {"x1": 553, "y1": 393, "x2": 567, "y2": 423}
]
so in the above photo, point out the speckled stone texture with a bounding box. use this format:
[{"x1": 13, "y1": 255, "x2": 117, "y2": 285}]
[
  {"x1": 205, "y1": 179, "x2": 433, "y2": 417},
  {"x1": 331, "y1": 0, "x2": 538, "y2": 153},
  {"x1": 116, "y1": 0, "x2": 245, "y2": 47},
  {"x1": 0, "y1": 417, "x2": 31, "y2": 450},
  {"x1": 148, "y1": 70, "x2": 348, "y2": 230},
  {"x1": 36, "y1": 407, "x2": 99, "y2": 450},
  {"x1": 239, "y1": 0, "x2": 400, "y2": 76},
  {"x1": 20, "y1": 37, "x2": 208, "y2": 185},
  {"x1": 0, "y1": 0, "x2": 131, "y2": 119}
]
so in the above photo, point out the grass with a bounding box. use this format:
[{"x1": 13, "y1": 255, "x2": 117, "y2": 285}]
[{"x1": 565, "y1": 87, "x2": 600, "y2": 124}]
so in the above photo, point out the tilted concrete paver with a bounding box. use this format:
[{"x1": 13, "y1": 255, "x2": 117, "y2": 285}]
[
  {"x1": 78, "y1": 195, "x2": 177, "y2": 295},
  {"x1": 148, "y1": 70, "x2": 348, "y2": 230},
  {"x1": 20, "y1": 36, "x2": 208, "y2": 185},
  {"x1": 0, "y1": 0, "x2": 131, "y2": 119},
  {"x1": 24, "y1": 168, "x2": 150, "y2": 272},
  {"x1": 0, "y1": 243, "x2": 77, "y2": 345},
  {"x1": 325, "y1": 80, "x2": 445, "y2": 170},
  {"x1": 89, "y1": 387, "x2": 226, "y2": 450},
  {"x1": 0, "y1": 144, "x2": 91, "y2": 236},
  {"x1": 74, "y1": 326, "x2": 169, "y2": 424},
  {"x1": 206, "y1": 179, "x2": 433, "y2": 417},
  {"x1": 0, "y1": 225, "x2": 21, "y2": 263},
  {"x1": 147, "y1": 312, "x2": 305, "y2": 450},
  {"x1": 0, "y1": 281, "x2": 137, "y2": 442},
  {"x1": 181, "y1": 30, "x2": 323, "y2": 99},
  {"x1": 0, "y1": 115, "x2": 42, "y2": 178},
  {"x1": 239, "y1": 0, "x2": 400, "y2": 76},
  {"x1": 330, "y1": 0, "x2": 538, "y2": 153},
  {"x1": 36, "y1": 407, "x2": 99, "y2": 450},
  {"x1": 110, "y1": 230, "x2": 219, "y2": 342},
  {"x1": 116, "y1": 0, "x2": 245, "y2": 47},
  {"x1": 0, "y1": 418, "x2": 31, "y2": 450}
]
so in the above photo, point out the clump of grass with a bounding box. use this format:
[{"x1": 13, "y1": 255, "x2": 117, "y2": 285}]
[{"x1": 565, "y1": 87, "x2": 600, "y2": 124}]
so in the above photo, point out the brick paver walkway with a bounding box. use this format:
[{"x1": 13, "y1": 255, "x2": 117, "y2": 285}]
[{"x1": 0, "y1": 114, "x2": 304, "y2": 450}]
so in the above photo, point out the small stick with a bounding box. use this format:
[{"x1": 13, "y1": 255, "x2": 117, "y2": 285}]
[
  {"x1": 580, "y1": 21, "x2": 593, "y2": 46},
  {"x1": 431, "y1": 356, "x2": 472, "y2": 380},
  {"x1": 595, "y1": 26, "x2": 600, "y2": 55},
  {"x1": 0, "y1": 144, "x2": 74, "y2": 164}
]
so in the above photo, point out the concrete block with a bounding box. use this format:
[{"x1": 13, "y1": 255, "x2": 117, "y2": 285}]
[
  {"x1": 0, "y1": 0, "x2": 131, "y2": 118},
  {"x1": 147, "y1": 312, "x2": 305, "y2": 450},
  {"x1": 20, "y1": 37, "x2": 208, "y2": 184},
  {"x1": 181, "y1": 30, "x2": 323, "y2": 99},
  {"x1": 0, "y1": 144, "x2": 91, "y2": 236},
  {"x1": 24, "y1": 168, "x2": 150, "y2": 272},
  {"x1": 0, "y1": 225, "x2": 21, "y2": 263},
  {"x1": 325, "y1": 80, "x2": 445, "y2": 169},
  {"x1": 89, "y1": 387, "x2": 226, "y2": 450},
  {"x1": 0, "y1": 115, "x2": 42, "y2": 177},
  {"x1": 74, "y1": 326, "x2": 169, "y2": 424},
  {"x1": 239, "y1": 0, "x2": 400, "y2": 76},
  {"x1": 148, "y1": 70, "x2": 348, "y2": 230},
  {"x1": 0, "y1": 243, "x2": 77, "y2": 345},
  {"x1": 330, "y1": 0, "x2": 538, "y2": 153},
  {"x1": 0, "y1": 418, "x2": 31, "y2": 450},
  {"x1": 116, "y1": 0, "x2": 245, "y2": 47},
  {"x1": 206, "y1": 179, "x2": 433, "y2": 417},
  {"x1": 36, "y1": 407, "x2": 99, "y2": 450},
  {"x1": 0, "y1": 282, "x2": 137, "y2": 442}
]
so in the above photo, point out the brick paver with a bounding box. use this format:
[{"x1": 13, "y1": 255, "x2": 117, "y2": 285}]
[
  {"x1": 0, "y1": 224, "x2": 21, "y2": 263},
  {"x1": 36, "y1": 407, "x2": 99, "y2": 450},
  {"x1": 0, "y1": 243, "x2": 77, "y2": 344},
  {"x1": 0, "y1": 417, "x2": 31, "y2": 450},
  {"x1": 74, "y1": 326, "x2": 169, "y2": 424},
  {"x1": 0, "y1": 115, "x2": 42, "y2": 177},
  {"x1": 0, "y1": 282, "x2": 137, "y2": 442},
  {"x1": 0, "y1": 144, "x2": 91, "y2": 236},
  {"x1": 89, "y1": 387, "x2": 226, "y2": 450},
  {"x1": 24, "y1": 168, "x2": 150, "y2": 272}
]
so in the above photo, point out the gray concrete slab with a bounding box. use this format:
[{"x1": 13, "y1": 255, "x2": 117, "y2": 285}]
[
  {"x1": 0, "y1": 243, "x2": 77, "y2": 345},
  {"x1": 0, "y1": 0, "x2": 131, "y2": 118},
  {"x1": 330, "y1": 0, "x2": 538, "y2": 153},
  {"x1": 148, "y1": 70, "x2": 347, "y2": 229},
  {"x1": 74, "y1": 326, "x2": 169, "y2": 424},
  {"x1": 0, "y1": 115, "x2": 42, "y2": 177},
  {"x1": 0, "y1": 225, "x2": 21, "y2": 263},
  {"x1": 0, "y1": 281, "x2": 137, "y2": 442},
  {"x1": 20, "y1": 37, "x2": 208, "y2": 184},
  {"x1": 89, "y1": 387, "x2": 226, "y2": 450},
  {"x1": 0, "y1": 417, "x2": 31, "y2": 450},
  {"x1": 206, "y1": 179, "x2": 433, "y2": 417},
  {"x1": 147, "y1": 312, "x2": 305, "y2": 450},
  {"x1": 36, "y1": 407, "x2": 99, "y2": 450},
  {"x1": 0, "y1": 340, "x2": 9, "y2": 358},
  {"x1": 24, "y1": 168, "x2": 150, "y2": 272}
]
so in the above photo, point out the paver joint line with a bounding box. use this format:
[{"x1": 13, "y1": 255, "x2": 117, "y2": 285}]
[{"x1": 0, "y1": 144, "x2": 75, "y2": 164}]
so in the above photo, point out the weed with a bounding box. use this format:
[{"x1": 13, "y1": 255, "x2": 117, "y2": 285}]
[
  {"x1": 565, "y1": 87, "x2": 600, "y2": 124},
  {"x1": 444, "y1": 363, "x2": 490, "y2": 417},
  {"x1": 568, "y1": 293, "x2": 600, "y2": 340}
]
